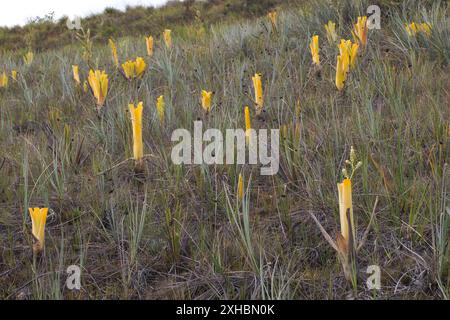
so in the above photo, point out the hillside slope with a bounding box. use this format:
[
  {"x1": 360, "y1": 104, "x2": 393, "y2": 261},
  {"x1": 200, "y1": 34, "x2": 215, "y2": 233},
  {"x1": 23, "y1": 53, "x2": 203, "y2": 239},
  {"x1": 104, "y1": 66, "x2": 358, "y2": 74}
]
[
  {"x1": 0, "y1": 0, "x2": 448, "y2": 299},
  {"x1": 0, "y1": 0, "x2": 294, "y2": 52}
]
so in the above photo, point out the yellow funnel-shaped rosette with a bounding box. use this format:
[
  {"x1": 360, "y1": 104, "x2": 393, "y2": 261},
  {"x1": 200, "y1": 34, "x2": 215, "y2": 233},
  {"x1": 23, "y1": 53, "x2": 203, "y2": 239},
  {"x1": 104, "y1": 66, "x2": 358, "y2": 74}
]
[
  {"x1": 201, "y1": 90, "x2": 213, "y2": 113},
  {"x1": 88, "y1": 70, "x2": 108, "y2": 107},
  {"x1": 29, "y1": 207, "x2": 49, "y2": 253}
]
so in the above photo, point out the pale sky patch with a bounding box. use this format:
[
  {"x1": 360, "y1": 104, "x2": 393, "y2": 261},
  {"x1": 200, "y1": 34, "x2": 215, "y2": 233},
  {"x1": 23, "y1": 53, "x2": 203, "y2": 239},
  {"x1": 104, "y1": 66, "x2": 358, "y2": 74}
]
[{"x1": 0, "y1": 0, "x2": 170, "y2": 27}]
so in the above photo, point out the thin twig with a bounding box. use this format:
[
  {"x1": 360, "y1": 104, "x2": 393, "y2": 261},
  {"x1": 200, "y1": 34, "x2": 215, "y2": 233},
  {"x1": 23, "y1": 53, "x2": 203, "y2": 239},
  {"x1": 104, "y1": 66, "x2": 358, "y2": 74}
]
[
  {"x1": 357, "y1": 196, "x2": 379, "y2": 252},
  {"x1": 308, "y1": 210, "x2": 339, "y2": 252}
]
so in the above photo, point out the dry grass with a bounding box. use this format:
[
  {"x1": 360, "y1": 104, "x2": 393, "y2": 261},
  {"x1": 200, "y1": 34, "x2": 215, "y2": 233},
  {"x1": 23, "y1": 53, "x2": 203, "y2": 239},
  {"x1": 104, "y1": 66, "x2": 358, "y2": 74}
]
[{"x1": 0, "y1": 0, "x2": 448, "y2": 299}]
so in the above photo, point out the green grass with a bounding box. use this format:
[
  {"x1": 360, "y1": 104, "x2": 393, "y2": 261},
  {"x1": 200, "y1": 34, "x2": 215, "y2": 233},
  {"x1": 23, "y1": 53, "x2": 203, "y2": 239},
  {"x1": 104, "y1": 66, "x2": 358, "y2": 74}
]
[{"x1": 0, "y1": 0, "x2": 448, "y2": 299}]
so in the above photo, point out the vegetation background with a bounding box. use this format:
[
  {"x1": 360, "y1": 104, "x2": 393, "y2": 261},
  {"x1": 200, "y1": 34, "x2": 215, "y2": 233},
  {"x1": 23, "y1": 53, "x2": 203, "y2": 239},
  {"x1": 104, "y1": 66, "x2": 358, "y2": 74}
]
[{"x1": 0, "y1": 0, "x2": 448, "y2": 299}]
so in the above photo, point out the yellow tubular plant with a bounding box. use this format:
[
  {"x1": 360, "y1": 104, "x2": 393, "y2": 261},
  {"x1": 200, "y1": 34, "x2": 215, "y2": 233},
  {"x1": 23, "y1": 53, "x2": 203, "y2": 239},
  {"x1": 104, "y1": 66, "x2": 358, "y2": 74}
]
[
  {"x1": 23, "y1": 51, "x2": 34, "y2": 65},
  {"x1": 135, "y1": 57, "x2": 147, "y2": 77},
  {"x1": 349, "y1": 42, "x2": 359, "y2": 69},
  {"x1": 72, "y1": 65, "x2": 81, "y2": 85},
  {"x1": 418, "y1": 23, "x2": 432, "y2": 36},
  {"x1": 338, "y1": 39, "x2": 351, "y2": 73},
  {"x1": 244, "y1": 105, "x2": 251, "y2": 143},
  {"x1": 324, "y1": 20, "x2": 337, "y2": 43},
  {"x1": 201, "y1": 90, "x2": 213, "y2": 113},
  {"x1": 352, "y1": 16, "x2": 368, "y2": 48},
  {"x1": 406, "y1": 22, "x2": 432, "y2": 37},
  {"x1": 163, "y1": 29, "x2": 172, "y2": 48},
  {"x1": 336, "y1": 177, "x2": 355, "y2": 284},
  {"x1": 129, "y1": 102, "x2": 144, "y2": 164},
  {"x1": 29, "y1": 207, "x2": 49, "y2": 253},
  {"x1": 145, "y1": 35, "x2": 154, "y2": 56},
  {"x1": 108, "y1": 39, "x2": 119, "y2": 68},
  {"x1": 309, "y1": 35, "x2": 320, "y2": 66},
  {"x1": 122, "y1": 60, "x2": 135, "y2": 79},
  {"x1": 238, "y1": 173, "x2": 244, "y2": 201},
  {"x1": 156, "y1": 95, "x2": 165, "y2": 124},
  {"x1": 405, "y1": 22, "x2": 418, "y2": 36},
  {"x1": 88, "y1": 70, "x2": 108, "y2": 107},
  {"x1": 335, "y1": 38, "x2": 360, "y2": 91},
  {"x1": 267, "y1": 11, "x2": 277, "y2": 30},
  {"x1": 338, "y1": 178, "x2": 355, "y2": 246},
  {"x1": 252, "y1": 73, "x2": 263, "y2": 114},
  {"x1": 122, "y1": 57, "x2": 147, "y2": 80},
  {"x1": 0, "y1": 71, "x2": 8, "y2": 88},
  {"x1": 308, "y1": 147, "x2": 371, "y2": 289},
  {"x1": 335, "y1": 55, "x2": 347, "y2": 91}
]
